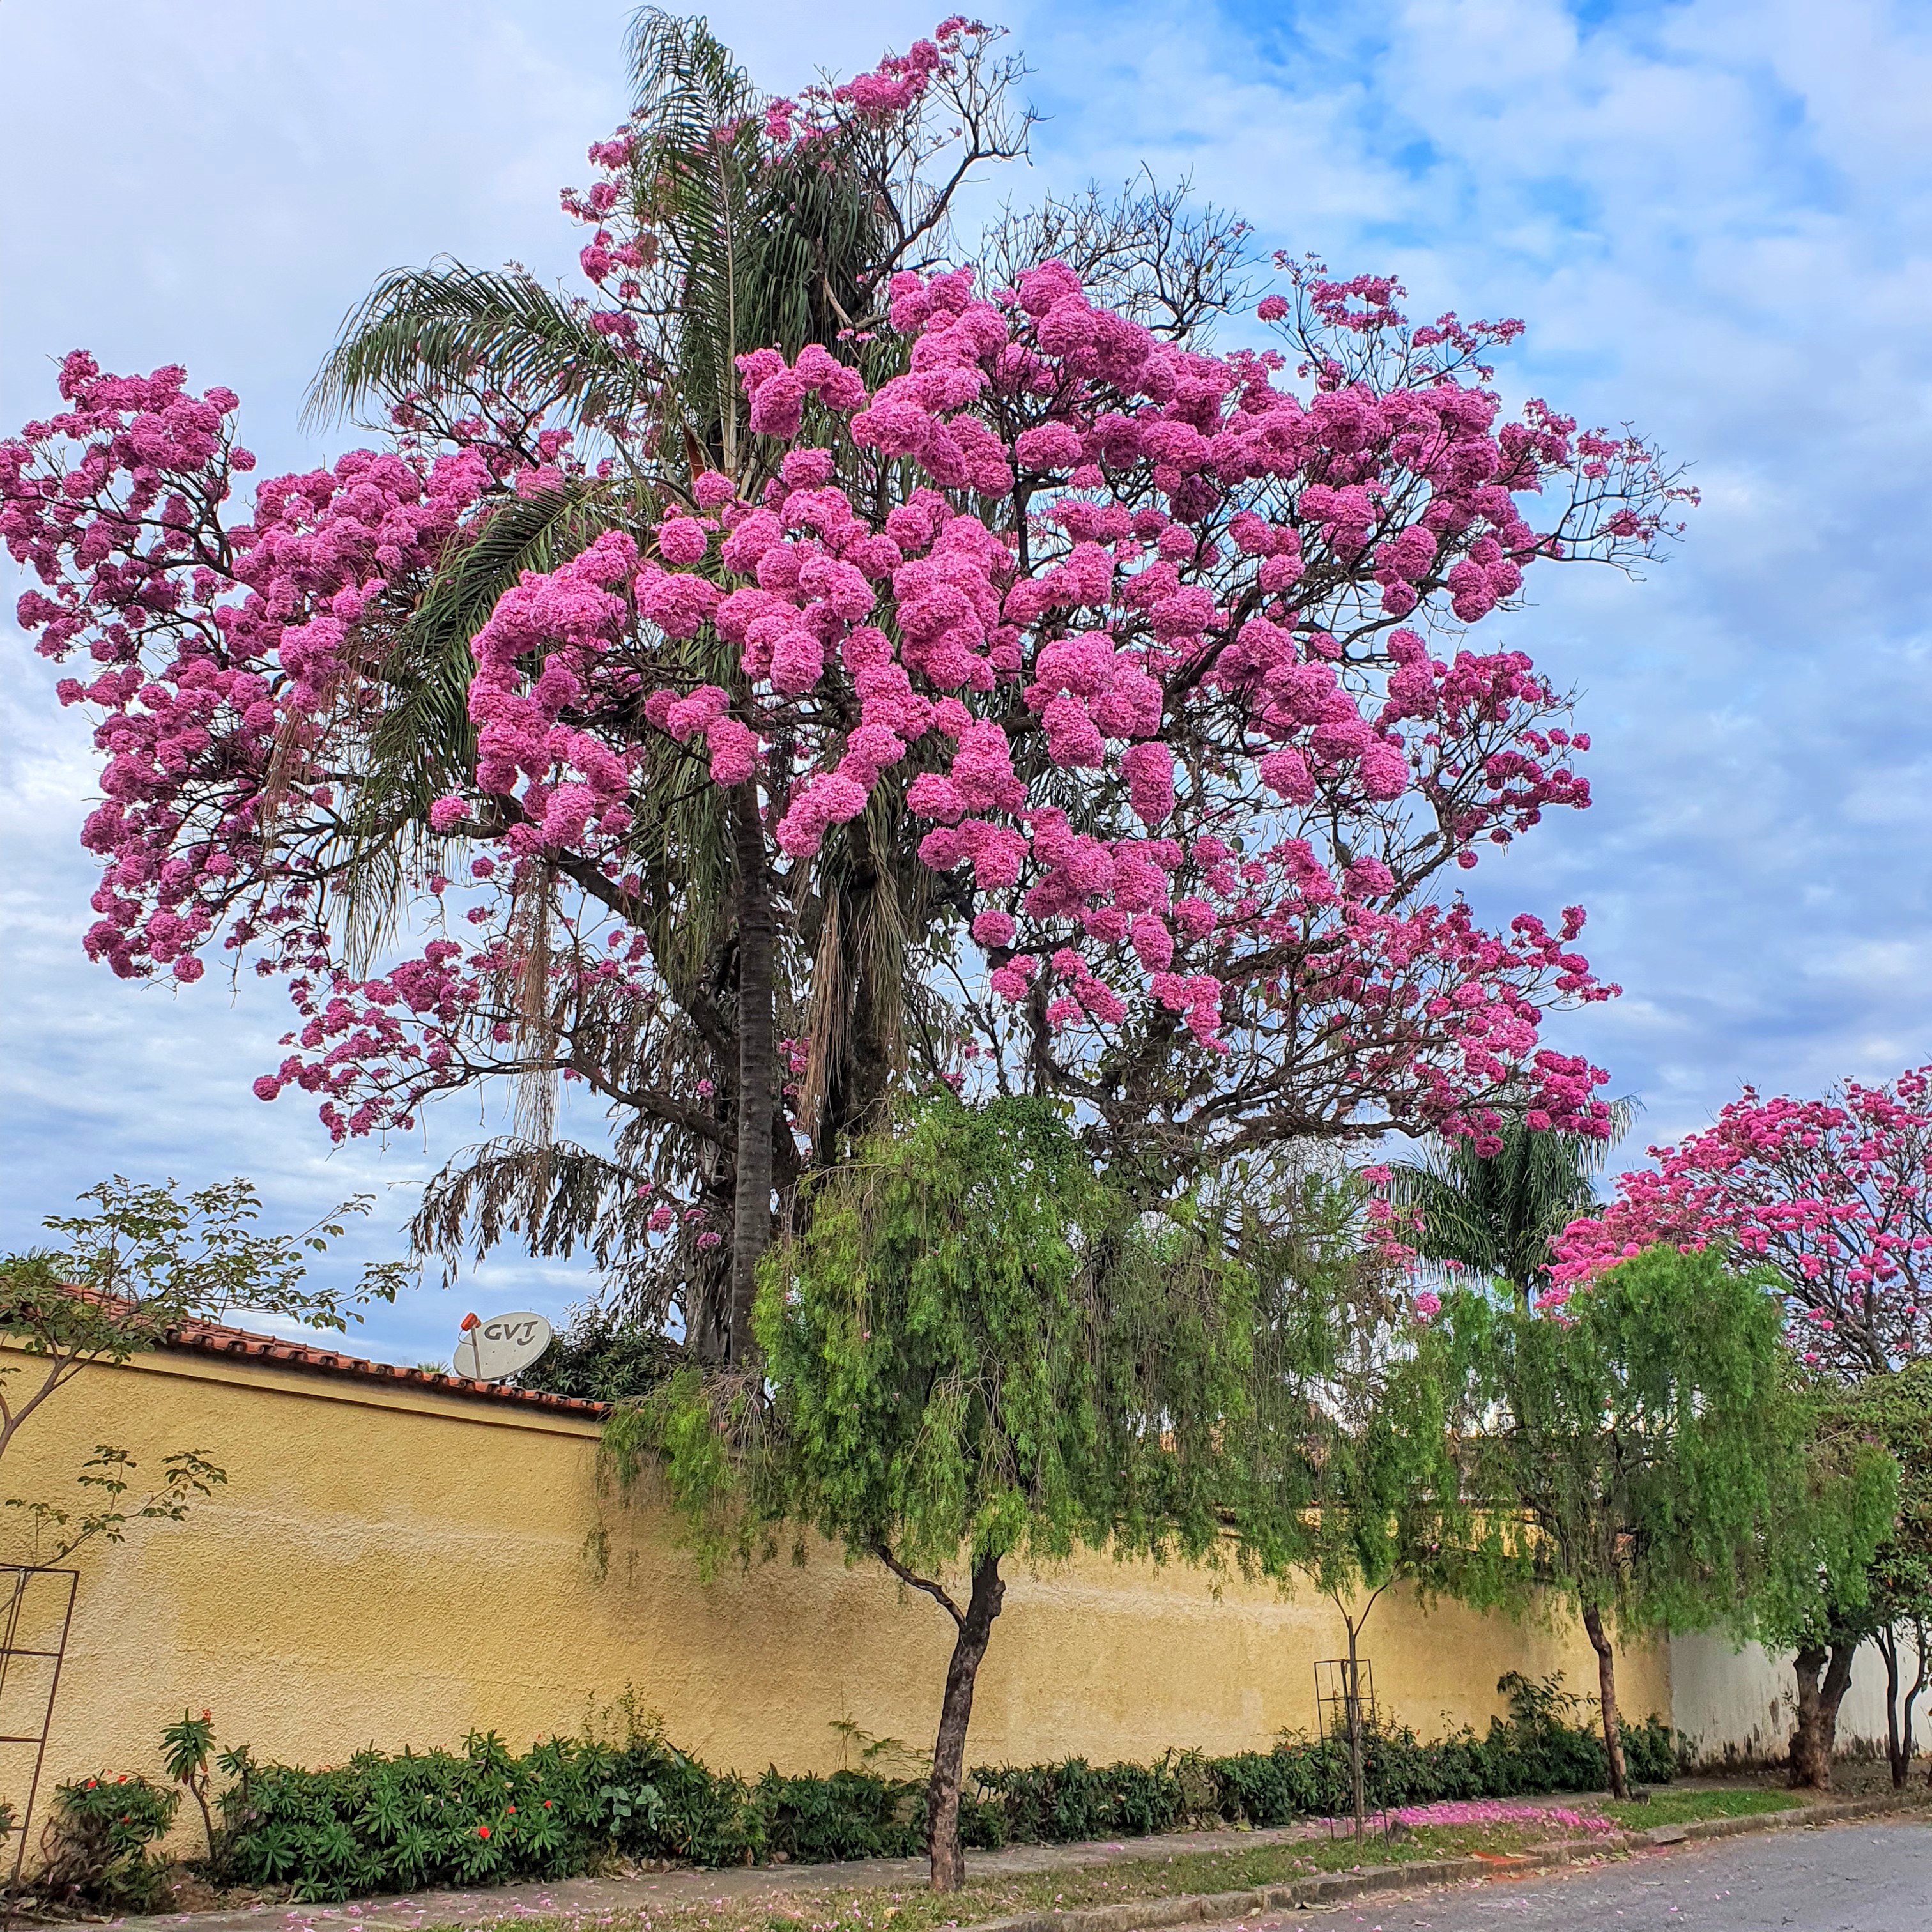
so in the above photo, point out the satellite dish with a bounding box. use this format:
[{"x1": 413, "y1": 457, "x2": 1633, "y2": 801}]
[{"x1": 452, "y1": 1311, "x2": 553, "y2": 1383}]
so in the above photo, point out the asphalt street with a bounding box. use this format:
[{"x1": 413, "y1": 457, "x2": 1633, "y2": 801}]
[{"x1": 1225, "y1": 1817, "x2": 1931, "y2": 1930}]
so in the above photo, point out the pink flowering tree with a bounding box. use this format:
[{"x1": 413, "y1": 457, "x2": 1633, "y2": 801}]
[
  {"x1": 4, "y1": 17, "x2": 1689, "y2": 1365},
  {"x1": 1550, "y1": 1066, "x2": 1932, "y2": 1381}
]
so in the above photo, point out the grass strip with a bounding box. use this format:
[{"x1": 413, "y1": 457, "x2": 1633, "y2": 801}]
[
  {"x1": 456, "y1": 1789, "x2": 1806, "y2": 1932},
  {"x1": 1600, "y1": 1788, "x2": 1798, "y2": 1828}
]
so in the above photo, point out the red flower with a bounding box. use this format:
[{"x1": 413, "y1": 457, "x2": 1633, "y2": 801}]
[{"x1": 477, "y1": 1825, "x2": 491, "y2": 1840}]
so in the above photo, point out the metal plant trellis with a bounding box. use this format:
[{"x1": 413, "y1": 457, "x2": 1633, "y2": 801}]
[
  {"x1": 0, "y1": 1567, "x2": 79, "y2": 1901},
  {"x1": 1314, "y1": 1654, "x2": 1386, "y2": 1841}
]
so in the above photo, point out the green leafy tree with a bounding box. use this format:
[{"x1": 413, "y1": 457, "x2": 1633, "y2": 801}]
[
  {"x1": 1225, "y1": 1166, "x2": 1473, "y2": 1836},
  {"x1": 636, "y1": 1098, "x2": 1252, "y2": 1890},
  {"x1": 514, "y1": 1307, "x2": 684, "y2": 1404},
  {"x1": 1384, "y1": 1101, "x2": 1636, "y2": 1310},
  {"x1": 1861, "y1": 1363, "x2": 1932, "y2": 1784},
  {"x1": 1, "y1": 1177, "x2": 405, "y2": 1563},
  {"x1": 1768, "y1": 1363, "x2": 1932, "y2": 1788},
  {"x1": 1439, "y1": 1245, "x2": 1893, "y2": 1798}
]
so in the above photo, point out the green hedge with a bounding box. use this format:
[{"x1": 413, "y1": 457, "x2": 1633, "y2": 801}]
[{"x1": 67, "y1": 1675, "x2": 1673, "y2": 1905}]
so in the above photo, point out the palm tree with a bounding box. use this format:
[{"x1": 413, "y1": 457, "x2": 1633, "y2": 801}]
[
  {"x1": 1384, "y1": 1100, "x2": 1639, "y2": 1310},
  {"x1": 294, "y1": 13, "x2": 1245, "y2": 1361},
  {"x1": 298, "y1": 13, "x2": 1025, "y2": 1364}
]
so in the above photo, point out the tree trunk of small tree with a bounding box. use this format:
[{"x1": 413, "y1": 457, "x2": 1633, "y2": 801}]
[
  {"x1": 1345, "y1": 1617, "x2": 1367, "y2": 1840},
  {"x1": 925, "y1": 1552, "x2": 1004, "y2": 1893},
  {"x1": 1882, "y1": 1626, "x2": 1906, "y2": 1789},
  {"x1": 1788, "y1": 1641, "x2": 1860, "y2": 1788},
  {"x1": 1879, "y1": 1622, "x2": 1928, "y2": 1790},
  {"x1": 1580, "y1": 1602, "x2": 1630, "y2": 1800},
  {"x1": 729, "y1": 783, "x2": 776, "y2": 1365}
]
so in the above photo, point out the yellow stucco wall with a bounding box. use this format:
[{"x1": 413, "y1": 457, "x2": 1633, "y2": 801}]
[{"x1": 0, "y1": 1343, "x2": 1668, "y2": 1818}]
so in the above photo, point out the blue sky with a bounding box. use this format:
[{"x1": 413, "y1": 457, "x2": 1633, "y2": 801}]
[{"x1": 6, "y1": 0, "x2": 1931, "y2": 1365}]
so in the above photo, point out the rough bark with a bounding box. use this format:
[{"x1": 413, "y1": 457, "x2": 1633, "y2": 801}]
[
  {"x1": 729, "y1": 783, "x2": 776, "y2": 1365},
  {"x1": 923, "y1": 1552, "x2": 1005, "y2": 1892},
  {"x1": 1581, "y1": 1601, "x2": 1629, "y2": 1800},
  {"x1": 1788, "y1": 1640, "x2": 1860, "y2": 1788}
]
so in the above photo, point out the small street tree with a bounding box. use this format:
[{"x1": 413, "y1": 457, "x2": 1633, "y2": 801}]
[
  {"x1": 1760, "y1": 1363, "x2": 1932, "y2": 1788},
  {"x1": 638, "y1": 1097, "x2": 1251, "y2": 1891},
  {"x1": 1439, "y1": 1245, "x2": 1891, "y2": 1800},
  {"x1": 1, "y1": 1177, "x2": 406, "y2": 1563},
  {"x1": 1227, "y1": 1165, "x2": 1471, "y2": 1836}
]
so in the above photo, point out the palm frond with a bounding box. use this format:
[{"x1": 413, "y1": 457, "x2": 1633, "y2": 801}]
[
  {"x1": 410, "y1": 1135, "x2": 679, "y2": 1332},
  {"x1": 1386, "y1": 1098, "x2": 1639, "y2": 1301},
  {"x1": 305, "y1": 261, "x2": 648, "y2": 437},
  {"x1": 326, "y1": 481, "x2": 648, "y2": 970}
]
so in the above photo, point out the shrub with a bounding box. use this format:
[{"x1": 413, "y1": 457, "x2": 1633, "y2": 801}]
[
  {"x1": 217, "y1": 1729, "x2": 763, "y2": 1901},
  {"x1": 84, "y1": 1677, "x2": 1673, "y2": 1905},
  {"x1": 37, "y1": 1774, "x2": 179, "y2": 1911},
  {"x1": 1204, "y1": 1677, "x2": 1675, "y2": 1827}
]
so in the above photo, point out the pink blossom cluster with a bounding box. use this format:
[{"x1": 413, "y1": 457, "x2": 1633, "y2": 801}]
[
  {"x1": 455, "y1": 259, "x2": 1635, "y2": 1135},
  {"x1": 763, "y1": 17, "x2": 985, "y2": 144},
  {"x1": 567, "y1": 18, "x2": 997, "y2": 314},
  {"x1": 1549, "y1": 1066, "x2": 1932, "y2": 1377},
  {"x1": 1, "y1": 353, "x2": 487, "y2": 983}
]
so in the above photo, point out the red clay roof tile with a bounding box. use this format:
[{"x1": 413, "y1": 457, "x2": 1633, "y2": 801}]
[{"x1": 152, "y1": 1310, "x2": 609, "y2": 1417}]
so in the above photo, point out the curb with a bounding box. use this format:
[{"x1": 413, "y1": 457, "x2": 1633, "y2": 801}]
[{"x1": 965, "y1": 1795, "x2": 1922, "y2": 1931}]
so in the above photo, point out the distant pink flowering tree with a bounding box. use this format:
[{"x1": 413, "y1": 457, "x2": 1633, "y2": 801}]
[
  {"x1": 2, "y1": 19, "x2": 1690, "y2": 1360},
  {"x1": 1550, "y1": 1066, "x2": 1932, "y2": 1380}
]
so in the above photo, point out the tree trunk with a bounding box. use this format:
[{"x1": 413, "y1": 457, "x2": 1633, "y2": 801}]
[
  {"x1": 1788, "y1": 1641, "x2": 1859, "y2": 1789},
  {"x1": 1580, "y1": 1602, "x2": 1629, "y2": 1800},
  {"x1": 1882, "y1": 1627, "x2": 1905, "y2": 1789},
  {"x1": 1900, "y1": 1622, "x2": 1928, "y2": 1789},
  {"x1": 925, "y1": 1553, "x2": 1004, "y2": 1893},
  {"x1": 1346, "y1": 1618, "x2": 1367, "y2": 1841},
  {"x1": 729, "y1": 783, "x2": 776, "y2": 1365}
]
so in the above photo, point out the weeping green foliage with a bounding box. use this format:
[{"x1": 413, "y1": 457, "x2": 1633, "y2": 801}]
[
  {"x1": 1751, "y1": 1358, "x2": 1932, "y2": 1664},
  {"x1": 1222, "y1": 1165, "x2": 1470, "y2": 1607},
  {"x1": 1384, "y1": 1101, "x2": 1637, "y2": 1306},
  {"x1": 638, "y1": 1099, "x2": 1252, "y2": 1580},
  {"x1": 1850, "y1": 1361, "x2": 1932, "y2": 1630},
  {"x1": 1439, "y1": 1246, "x2": 1896, "y2": 1643}
]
